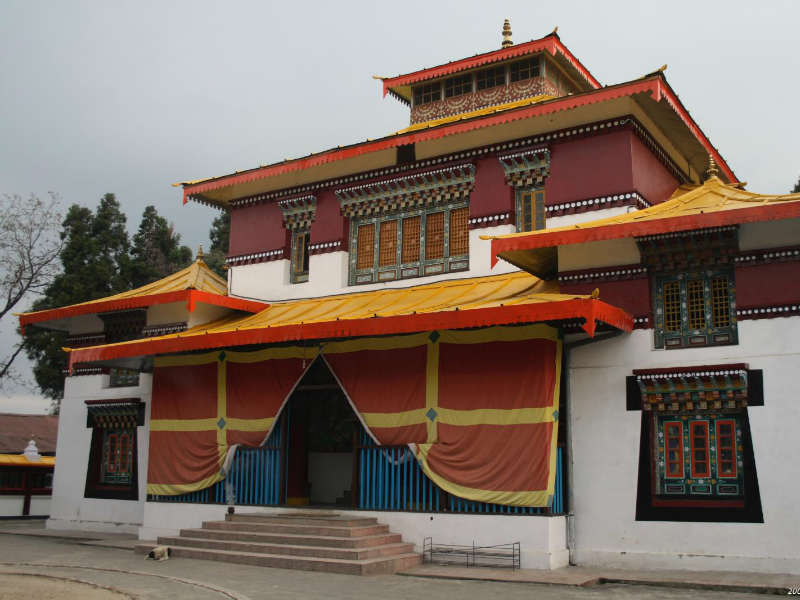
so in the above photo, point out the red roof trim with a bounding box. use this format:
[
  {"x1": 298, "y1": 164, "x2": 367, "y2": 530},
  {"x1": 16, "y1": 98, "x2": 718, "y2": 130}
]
[
  {"x1": 183, "y1": 78, "x2": 673, "y2": 202},
  {"x1": 490, "y1": 202, "x2": 800, "y2": 266},
  {"x1": 382, "y1": 36, "x2": 601, "y2": 94},
  {"x1": 67, "y1": 299, "x2": 633, "y2": 367},
  {"x1": 19, "y1": 290, "x2": 267, "y2": 330}
]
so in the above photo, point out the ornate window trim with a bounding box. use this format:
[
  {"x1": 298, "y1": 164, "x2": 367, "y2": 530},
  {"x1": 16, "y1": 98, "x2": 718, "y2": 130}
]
[
  {"x1": 84, "y1": 399, "x2": 144, "y2": 501},
  {"x1": 628, "y1": 365, "x2": 763, "y2": 522},
  {"x1": 516, "y1": 188, "x2": 546, "y2": 232},
  {"x1": 347, "y1": 202, "x2": 469, "y2": 285}
]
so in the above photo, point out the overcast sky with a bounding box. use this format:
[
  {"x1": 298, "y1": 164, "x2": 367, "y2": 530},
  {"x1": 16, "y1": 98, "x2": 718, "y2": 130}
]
[{"x1": 1, "y1": 0, "x2": 798, "y2": 414}]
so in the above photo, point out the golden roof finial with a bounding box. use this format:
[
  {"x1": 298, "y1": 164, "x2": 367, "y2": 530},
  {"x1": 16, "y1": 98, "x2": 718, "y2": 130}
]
[
  {"x1": 196, "y1": 244, "x2": 204, "y2": 261},
  {"x1": 501, "y1": 19, "x2": 513, "y2": 48},
  {"x1": 705, "y1": 154, "x2": 720, "y2": 181}
]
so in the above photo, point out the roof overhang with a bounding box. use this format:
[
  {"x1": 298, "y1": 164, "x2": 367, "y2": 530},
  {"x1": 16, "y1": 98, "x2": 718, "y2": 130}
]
[
  {"x1": 180, "y1": 75, "x2": 736, "y2": 208},
  {"x1": 489, "y1": 201, "x2": 800, "y2": 279},
  {"x1": 19, "y1": 290, "x2": 267, "y2": 332},
  {"x1": 66, "y1": 299, "x2": 633, "y2": 369},
  {"x1": 381, "y1": 34, "x2": 601, "y2": 103}
]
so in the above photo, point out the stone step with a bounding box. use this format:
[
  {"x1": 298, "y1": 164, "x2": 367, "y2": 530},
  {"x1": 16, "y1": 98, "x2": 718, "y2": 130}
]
[
  {"x1": 203, "y1": 519, "x2": 389, "y2": 538},
  {"x1": 157, "y1": 535, "x2": 414, "y2": 560},
  {"x1": 226, "y1": 512, "x2": 378, "y2": 528},
  {"x1": 180, "y1": 527, "x2": 402, "y2": 548},
  {"x1": 135, "y1": 543, "x2": 421, "y2": 575}
]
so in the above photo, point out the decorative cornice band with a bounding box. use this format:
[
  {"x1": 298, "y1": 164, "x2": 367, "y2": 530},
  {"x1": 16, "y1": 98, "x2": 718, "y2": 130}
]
[
  {"x1": 734, "y1": 245, "x2": 800, "y2": 267},
  {"x1": 308, "y1": 240, "x2": 344, "y2": 255},
  {"x1": 222, "y1": 116, "x2": 686, "y2": 210},
  {"x1": 142, "y1": 322, "x2": 187, "y2": 337},
  {"x1": 226, "y1": 248, "x2": 285, "y2": 266},
  {"x1": 66, "y1": 333, "x2": 106, "y2": 348},
  {"x1": 468, "y1": 213, "x2": 512, "y2": 229},
  {"x1": 335, "y1": 163, "x2": 476, "y2": 218},
  {"x1": 547, "y1": 192, "x2": 649, "y2": 217},
  {"x1": 498, "y1": 147, "x2": 550, "y2": 189},
  {"x1": 636, "y1": 225, "x2": 738, "y2": 243},
  {"x1": 278, "y1": 194, "x2": 317, "y2": 231},
  {"x1": 737, "y1": 304, "x2": 800, "y2": 321},
  {"x1": 558, "y1": 264, "x2": 648, "y2": 284}
]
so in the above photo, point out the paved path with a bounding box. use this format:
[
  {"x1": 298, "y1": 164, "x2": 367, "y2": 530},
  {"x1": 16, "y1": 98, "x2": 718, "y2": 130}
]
[{"x1": 0, "y1": 522, "x2": 796, "y2": 599}]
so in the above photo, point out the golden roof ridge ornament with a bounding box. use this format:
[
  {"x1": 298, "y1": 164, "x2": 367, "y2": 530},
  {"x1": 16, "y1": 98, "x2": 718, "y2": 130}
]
[
  {"x1": 196, "y1": 244, "x2": 204, "y2": 261},
  {"x1": 501, "y1": 19, "x2": 513, "y2": 48},
  {"x1": 705, "y1": 154, "x2": 720, "y2": 181}
]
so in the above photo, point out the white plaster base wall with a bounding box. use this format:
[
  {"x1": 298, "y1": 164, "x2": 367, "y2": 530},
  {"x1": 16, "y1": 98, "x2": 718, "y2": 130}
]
[
  {"x1": 47, "y1": 373, "x2": 152, "y2": 534},
  {"x1": 228, "y1": 224, "x2": 518, "y2": 302},
  {"x1": 0, "y1": 496, "x2": 24, "y2": 517},
  {"x1": 29, "y1": 497, "x2": 51, "y2": 516},
  {"x1": 568, "y1": 317, "x2": 800, "y2": 574},
  {"x1": 140, "y1": 502, "x2": 568, "y2": 569}
]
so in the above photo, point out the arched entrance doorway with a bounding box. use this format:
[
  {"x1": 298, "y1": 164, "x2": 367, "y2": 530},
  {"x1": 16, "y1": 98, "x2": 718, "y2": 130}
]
[{"x1": 284, "y1": 357, "x2": 359, "y2": 507}]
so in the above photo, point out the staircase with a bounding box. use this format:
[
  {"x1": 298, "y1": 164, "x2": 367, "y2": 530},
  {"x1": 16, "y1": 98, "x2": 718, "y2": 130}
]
[{"x1": 135, "y1": 511, "x2": 421, "y2": 575}]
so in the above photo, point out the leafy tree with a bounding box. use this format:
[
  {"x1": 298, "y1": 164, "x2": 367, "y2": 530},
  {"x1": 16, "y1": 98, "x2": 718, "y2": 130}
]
[
  {"x1": 204, "y1": 211, "x2": 230, "y2": 277},
  {"x1": 793, "y1": 177, "x2": 800, "y2": 194},
  {"x1": 0, "y1": 193, "x2": 63, "y2": 384},
  {"x1": 130, "y1": 205, "x2": 192, "y2": 288},
  {"x1": 24, "y1": 195, "x2": 131, "y2": 408}
]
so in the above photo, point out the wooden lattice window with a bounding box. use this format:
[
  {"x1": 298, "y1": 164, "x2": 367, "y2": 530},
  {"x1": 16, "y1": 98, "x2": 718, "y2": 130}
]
[
  {"x1": 356, "y1": 224, "x2": 375, "y2": 270},
  {"x1": 664, "y1": 421, "x2": 684, "y2": 478},
  {"x1": 290, "y1": 230, "x2": 310, "y2": 283},
  {"x1": 689, "y1": 421, "x2": 710, "y2": 478},
  {"x1": 476, "y1": 66, "x2": 506, "y2": 90},
  {"x1": 712, "y1": 277, "x2": 730, "y2": 327},
  {"x1": 425, "y1": 212, "x2": 445, "y2": 260},
  {"x1": 662, "y1": 281, "x2": 681, "y2": 333},
  {"x1": 651, "y1": 413, "x2": 748, "y2": 506},
  {"x1": 413, "y1": 82, "x2": 441, "y2": 105},
  {"x1": 379, "y1": 220, "x2": 398, "y2": 267},
  {"x1": 401, "y1": 216, "x2": 421, "y2": 263},
  {"x1": 510, "y1": 57, "x2": 540, "y2": 82},
  {"x1": 517, "y1": 189, "x2": 545, "y2": 232},
  {"x1": 449, "y1": 207, "x2": 469, "y2": 256},
  {"x1": 350, "y1": 203, "x2": 468, "y2": 285},
  {"x1": 687, "y1": 279, "x2": 706, "y2": 330},
  {"x1": 654, "y1": 269, "x2": 736, "y2": 349},
  {"x1": 716, "y1": 420, "x2": 737, "y2": 478},
  {"x1": 445, "y1": 74, "x2": 472, "y2": 98}
]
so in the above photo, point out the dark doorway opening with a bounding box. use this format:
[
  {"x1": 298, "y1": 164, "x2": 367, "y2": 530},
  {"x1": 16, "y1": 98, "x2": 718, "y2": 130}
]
[{"x1": 285, "y1": 357, "x2": 359, "y2": 507}]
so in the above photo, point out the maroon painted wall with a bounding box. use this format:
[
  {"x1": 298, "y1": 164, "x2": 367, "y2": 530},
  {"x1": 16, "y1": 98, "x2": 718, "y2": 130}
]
[
  {"x1": 546, "y1": 130, "x2": 635, "y2": 205},
  {"x1": 309, "y1": 190, "x2": 347, "y2": 244},
  {"x1": 227, "y1": 128, "x2": 679, "y2": 257},
  {"x1": 229, "y1": 201, "x2": 285, "y2": 256},
  {"x1": 735, "y1": 262, "x2": 800, "y2": 308},
  {"x1": 469, "y1": 156, "x2": 514, "y2": 218},
  {"x1": 559, "y1": 278, "x2": 652, "y2": 318},
  {"x1": 630, "y1": 134, "x2": 679, "y2": 204}
]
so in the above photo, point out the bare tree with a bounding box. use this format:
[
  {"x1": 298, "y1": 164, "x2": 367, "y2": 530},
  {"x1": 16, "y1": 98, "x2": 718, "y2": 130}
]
[{"x1": 0, "y1": 193, "x2": 63, "y2": 382}]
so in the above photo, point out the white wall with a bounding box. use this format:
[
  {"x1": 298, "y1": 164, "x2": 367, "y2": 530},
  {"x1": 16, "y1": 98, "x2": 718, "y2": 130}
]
[
  {"x1": 47, "y1": 373, "x2": 152, "y2": 534},
  {"x1": 229, "y1": 224, "x2": 518, "y2": 302},
  {"x1": 567, "y1": 317, "x2": 800, "y2": 573},
  {"x1": 139, "y1": 502, "x2": 568, "y2": 569},
  {"x1": 0, "y1": 496, "x2": 24, "y2": 517}
]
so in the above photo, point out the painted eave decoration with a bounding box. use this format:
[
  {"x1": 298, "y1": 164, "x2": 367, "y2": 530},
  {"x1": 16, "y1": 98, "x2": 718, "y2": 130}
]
[
  {"x1": 16, "y1": 256, "x2": 267, "y2": 331},
  {"x1": 64, "y1": 271, "x2": 633, "y2": 368},
  {"x1": 485, "y1": 177, "x2": 800, "y2": 279},
  {"x1": 380, "y1": 32, "x2": 602, "y2": 104},
  {"x1": 178, "y1": 74, "x2": 736, "y2": 209}
]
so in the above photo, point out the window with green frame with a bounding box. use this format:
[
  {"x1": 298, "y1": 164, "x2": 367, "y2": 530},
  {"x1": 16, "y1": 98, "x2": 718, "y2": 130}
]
[
  {"x1": 516, "y1": 188, "x2": 545, "y2": 232},
  {"x1": 653, "y1": 268, "x2": 737, "y2": 348},
  {"x1": 654, "y1": 413, "x2": 744, "y2": 500},
  {"x1": 349, "y1": 203, "x2": 469, "y2": 285},
  {"x1": 290, "y1": 230, "x2": 310, "y2": 284}
]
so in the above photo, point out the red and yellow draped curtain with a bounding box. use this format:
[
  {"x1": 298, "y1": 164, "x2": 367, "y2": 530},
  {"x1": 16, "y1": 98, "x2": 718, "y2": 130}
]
[{"x1": 147, "y1": 324, "x2": 561, "y2": 507}]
